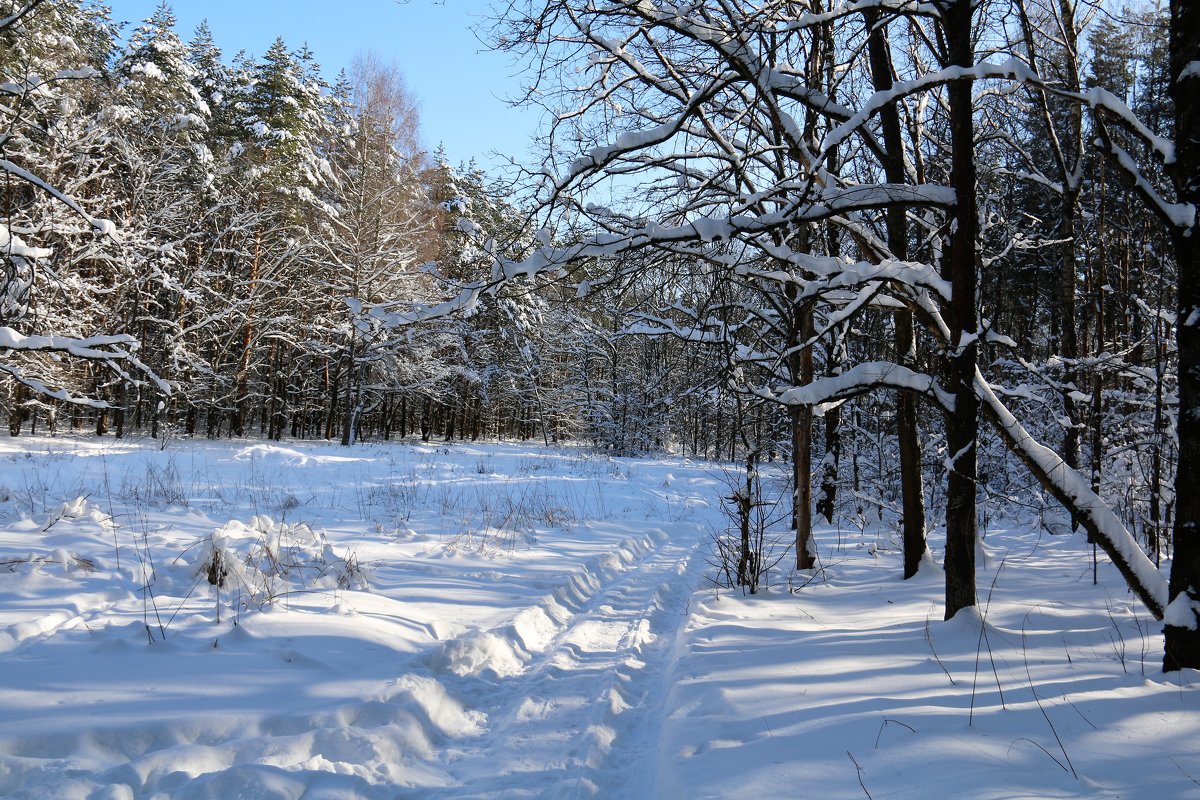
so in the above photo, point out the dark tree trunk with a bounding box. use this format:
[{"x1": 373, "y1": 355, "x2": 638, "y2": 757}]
[
  {"x1": 817, "y1": 402, "x2": 840, "y2": 524},
  {"x1": 445, "y1": 395, "x2": 457, "y2": 442},
  {"x1": 1056, "y1": 0, "x2": 1084, "y2": 508},
  {"x1": 114, "y1": 384, "x2": 126, "y2": 439},
  {"x1": 788, "y1": 296, "x2": 816, "y2": 570},
  {"x1": 941, "y1": 0, "x2": 980, "y2": 620},
  {"x1": 341, "y1": 335, "x2": 356, "y2": 446},
  {"x1": 1164, "y1": 0, "x2": 1200, "y2": 671},
  {"x1": 736, "y1": 453, "x2": 756, "y2": 590},
  {"x1": 8, "y1": 384, "x2": 24, "y2": 436},
  {"x1": 1059, "y1": 194, "x2": 1081, "y2": 487},
  {"x1": 95, "y1": 380, "x2": 109, "y2": 437},
  {"x1": 867, "y1": 8, "x2": 927, "y2": 578}
]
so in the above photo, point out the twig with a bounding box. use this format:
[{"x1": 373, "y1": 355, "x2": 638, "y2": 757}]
[
  {"x1": 1170, "y1": 757, "x2": 1200, "y2": 787},
  {"x1": 874, "y1": 718, "x2": 916, "y2": 749},
  {"x1": 847, "y1": 751, "x2": 872, "y2": 800},
  {"x1": 1008, "y1": 737, "x2": 1069, "y2": 773},
  {"x1": 1059, "y1": 694, "x2": 1098, "y2": 731},
  {"x1": 925, "y1": 605, "x2": 956, "y2": 685},
  {"x1": 971, "y1": 554, "x2": 1009, "y2": 724},
  {"x1": 1022, "y1": 614, "x2": 1078, "y2": 779}
]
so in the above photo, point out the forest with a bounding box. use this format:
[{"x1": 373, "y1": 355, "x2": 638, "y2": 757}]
[
  {"x1": 3, "y1": 0, "x2": 1200, "y2": 795},
  {"x1": 2, "y1": 0, "x2": 1199, "y2": 676}
]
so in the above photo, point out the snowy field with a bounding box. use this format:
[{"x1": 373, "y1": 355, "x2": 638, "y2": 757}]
[{"x1": 0, "y1": 435, "x2": 1195, "y2": 799}]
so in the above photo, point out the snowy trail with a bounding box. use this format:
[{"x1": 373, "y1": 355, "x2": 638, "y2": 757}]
[{"x1": 429, "y1": 523, "x2": 704, "y2": 799}]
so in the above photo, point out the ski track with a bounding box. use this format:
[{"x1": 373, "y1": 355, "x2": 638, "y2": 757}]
[
  {"x1": 428, "y1": 525, "x2": 704, "y2": 799},
  {"x1": 0, "y1": 442, "x2": 720, "y2": 798},
  {"x1": 0, "y1": 522, "x2": 707, "y2": 799}
]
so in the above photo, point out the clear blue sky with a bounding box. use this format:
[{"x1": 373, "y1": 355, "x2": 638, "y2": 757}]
[{"x1": 105, "y1": 0, "x2": 544, "y2": 172}]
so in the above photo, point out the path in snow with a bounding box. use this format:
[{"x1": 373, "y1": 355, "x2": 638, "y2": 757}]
[
  {"x1": 0, "y1": 440, "x2": 724, "y2": 799},
  {"x1": 428, "y1": 524, "x2": 705, "y2": 799}
]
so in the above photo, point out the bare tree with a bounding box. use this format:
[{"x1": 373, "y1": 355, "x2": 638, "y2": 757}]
[{"x1": 1163, "y1": 0, "x2": 1200, "y2": 671}]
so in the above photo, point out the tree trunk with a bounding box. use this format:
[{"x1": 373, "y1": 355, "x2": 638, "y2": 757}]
[
  {"x1": 1164, "y1": 0, "x2": 1200, "y2": 671},
  {"x1": 420, "y1": 397, "x2": 432, "y2": 442},
  {"x1": 789, "y1": 297, "x2": 816, "y2": 570},
  {"x1": 736, "y1": 453, "x2": 755, "y2": 589},
  {"x1": 817, "y1": 402, "x2": 841, "y2": 523},
  {"x1": 114, "y1": 384, "x2": 126, "y2": 439},
  {"x1": 867, "y1": 8, "x2": 927, "y2": 577},
  {"x1": 8, "y1": 384, "x2": 25, "y2": 436},
  {"x1": 941, "y1": 0, "x2": 980, "y2": 620},
  {"x1": 341, "y1": 334, "x2": 356, "y2": 447},
  {"x1": 1059, "y1": 194, "x2": 1081, "y2": 490}
]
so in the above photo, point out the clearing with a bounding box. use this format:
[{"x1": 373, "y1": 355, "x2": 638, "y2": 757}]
[{"x1": 0, "y1": 436, "x2": 1195, "y2": 798}]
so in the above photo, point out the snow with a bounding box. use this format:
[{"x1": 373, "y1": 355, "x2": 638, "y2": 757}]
[
  {"x1": 0, "y1": 227, "x2": 52, "y2": 260},
  {"x1": 0, "y1": 435, "x2": 1194, "y2": 799},
  {"x1": 1164, "y1": 594, "x2": 1200, "y2": 631},
  {"x1": 129, "y1": 62, "x2": 165, "y2": 81},
  {"x1": 0, "y1": 326, "x2": 139, "y2": 359},
  {"x1": 759, "y1": 360, "x2": 955, "y2": 411},
  {"x1": 52, "y1": 67, "x2": 100, "y2": 81}
]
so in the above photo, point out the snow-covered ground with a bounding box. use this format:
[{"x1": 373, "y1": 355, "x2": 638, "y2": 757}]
[{"x1": 0, "y1": 435, "x2": 1194, "y2": 799}]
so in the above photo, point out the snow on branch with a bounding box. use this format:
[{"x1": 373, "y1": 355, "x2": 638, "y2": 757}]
[
  {"x1": 975, "y1": 370, "x2": 1168, "y2": 618},
  {"x1": 0, "y1": 327, "x2": 140, "y2": 359},
  {"x1": 764, "y1": 0, "x2": 944, "y2": 31},
  {"x1": 621, "y1": 315, "x2": 728, "y2": 344},
  {"x1": 749, "y1": 360, "x2": 954, "y2": 411},
  {"x1": 365, "y1": 284, "x2": 486, "y2": 327},
  {"x1": 1072, "y1": 86, "x2": 1176, "y2": 164},
  {"x1": 741, "y1": 251, "x2": 952, "y2": 301},
  {"x1": 0, "y1": 362, "x2": 110, "y2": 408},
  {"x1": 1092, "y1": 118, "x2": 1196, "y2": 230},
  {"x1": 0, "y1": 158, "x2": 115, "y2": 235},
  {"x1": 0, "y1": 0, "x2": 46, "y2": 32},
  {"x1": 0, "y1": 327, "x2": 170, "y2": 398},
  {"x1": 821, "y1": 58, "x2": 1039, "y2": 158}
]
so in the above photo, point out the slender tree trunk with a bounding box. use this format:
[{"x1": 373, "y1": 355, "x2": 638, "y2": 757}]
[
  {"x1": 341, "y1": 331, "x2": 356, "y2": 447},
  {"x1": 1164, "y1": 0, "x2": 1200, "y2": 670},
  {"x1": 941, "y1": 0, "x2": 980, "y2": 620},
  {"x1": 1057, "y1": 0, "x2": 1084, "y2": 509},
  {"x1": 234, "y1": 213, "x2": 264, "y2": 438},
  {"x1": 736, "y1": 453, "x2": 755, "y2": 589},
  {"x1": 1059, "y1": 186, "x2": 1083, "y2": 532},
  {"x1": 114, "y1": 384, "x2": 126, "y2": 439},
  {"x1": 817, "y1": 402, "x2": 841, "y2": 523},
  {"x1": 95, "y1": 379, "x2": 108, "y2": 436},
  {"x1": 788, "y1": 292, "x2": 816, "y2": 570},
  {"x1": 8, "y1": 384, "x2": 24, "y2": 436},
  {"x1": 867, "y1": 8, "x2": 927, "y2": 577}
]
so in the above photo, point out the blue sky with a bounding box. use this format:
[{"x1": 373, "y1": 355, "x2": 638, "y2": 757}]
[{"x1": 105, "y1": 0, "x2": 545, "y2": 171}]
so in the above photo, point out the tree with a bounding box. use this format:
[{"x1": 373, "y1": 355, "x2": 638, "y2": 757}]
[
  {"x1": 1162, "y1": 0, "x2": 1200, "y2": 671},
  {"x1": 865, "y1": 6, "x2": 928, "y2": 579},
  {"x1": 472, "y1": 0, "x2": 1175, "y2": 624},
  {"x1": 321, "y1": 56, "x2": 431, "y2": 445},
  {"x1": 0, "y1": 0, "x2": 165, "y2": 428}
]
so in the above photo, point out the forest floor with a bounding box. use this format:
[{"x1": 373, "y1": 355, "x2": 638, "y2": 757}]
[{"x1": 0, "y1": 435, "x2": 1195, "y2": 799}]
